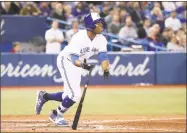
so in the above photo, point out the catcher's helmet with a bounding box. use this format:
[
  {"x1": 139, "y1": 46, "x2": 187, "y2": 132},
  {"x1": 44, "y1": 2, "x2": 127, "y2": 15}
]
[{"x1": 84, "y1": 12, "x2": 105, "y2": 30}]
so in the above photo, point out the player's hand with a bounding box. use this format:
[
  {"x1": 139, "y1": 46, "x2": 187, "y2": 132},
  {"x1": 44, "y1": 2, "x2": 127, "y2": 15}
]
[
  {"x1": 104, "y1": 70, "x2": 109, "y2": 80},
  {"x1": 81, "y1": 63, "x2": 94, "y2": 71}
]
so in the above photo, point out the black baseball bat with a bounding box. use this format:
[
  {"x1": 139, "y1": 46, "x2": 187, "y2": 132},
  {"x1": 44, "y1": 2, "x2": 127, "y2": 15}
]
[{"x1": 72, "y1": 68, "x2": 92, "y2": 130}]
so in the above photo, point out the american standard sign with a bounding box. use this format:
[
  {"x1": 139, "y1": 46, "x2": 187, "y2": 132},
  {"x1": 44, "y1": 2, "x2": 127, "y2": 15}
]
[{"x1": 1, "y1": 54, "x2": 155, "y2": 86}]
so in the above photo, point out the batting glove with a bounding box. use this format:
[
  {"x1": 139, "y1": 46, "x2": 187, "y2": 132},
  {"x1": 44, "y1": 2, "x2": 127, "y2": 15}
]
[
  {"x1": 104, "y1": 70, "x2": 109, "y2": 80},
  {"x1": 81, "y1": 63, "x2": 94, "y2": 71}
]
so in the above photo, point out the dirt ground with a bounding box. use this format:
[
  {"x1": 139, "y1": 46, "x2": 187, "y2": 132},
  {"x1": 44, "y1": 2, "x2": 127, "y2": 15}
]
[{"x1": 1, "y1": 114, "x2": 186, "y2": 132}]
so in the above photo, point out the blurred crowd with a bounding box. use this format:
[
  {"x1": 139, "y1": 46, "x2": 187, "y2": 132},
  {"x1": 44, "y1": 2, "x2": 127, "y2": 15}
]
[{"x1": 0, "y1": 1, "x2": 186, "y2": 53}]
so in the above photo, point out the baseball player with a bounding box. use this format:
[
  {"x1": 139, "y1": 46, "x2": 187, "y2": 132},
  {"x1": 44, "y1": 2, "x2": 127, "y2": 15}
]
[{"x1": 35, "y1": 12, "x2": 110, "y2": 126}]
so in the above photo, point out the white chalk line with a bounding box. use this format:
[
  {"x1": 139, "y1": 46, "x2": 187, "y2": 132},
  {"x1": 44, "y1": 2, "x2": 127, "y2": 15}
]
[{"x1": 82, "y1": 117, "x2": 186, "y2": 124}]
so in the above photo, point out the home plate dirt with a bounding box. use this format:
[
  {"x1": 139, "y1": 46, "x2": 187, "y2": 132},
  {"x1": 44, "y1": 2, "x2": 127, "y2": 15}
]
[{"x1": 1, "y1": 115, "x2": 186, "y2": 132}]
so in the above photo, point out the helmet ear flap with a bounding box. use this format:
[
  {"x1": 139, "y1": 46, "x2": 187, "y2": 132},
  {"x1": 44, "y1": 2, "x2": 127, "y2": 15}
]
[{"x1": 91, "y1": 24, "x2": 96, "y2": 30}]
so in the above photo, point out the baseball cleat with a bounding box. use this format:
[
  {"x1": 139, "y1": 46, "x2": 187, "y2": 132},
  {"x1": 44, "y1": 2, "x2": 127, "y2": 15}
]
[
  {"x1": 55, "y1": 115, "x2": 69, "y2": 127},
  {"x1": 35, "y1": 90, "x2": 47, "y2": 115},
  {"x1": 49, "y1": 110, "x2": 57, "y2": 123},
  {"x1": 49, "y1": 110, "x2": 69, "y2": 127}
]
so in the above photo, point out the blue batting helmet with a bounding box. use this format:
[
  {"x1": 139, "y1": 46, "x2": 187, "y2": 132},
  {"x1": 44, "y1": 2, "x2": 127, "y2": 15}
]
[{"x1": 84, "y1": 12, "x2": 105, "y2": 30}]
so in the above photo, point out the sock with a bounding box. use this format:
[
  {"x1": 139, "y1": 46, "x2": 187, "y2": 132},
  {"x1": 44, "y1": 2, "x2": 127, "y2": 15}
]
[
  {"x1": 43, "y1": 92, "x2": 63, "y2": 102},
  {"x1": 57, "y1": 96, "x2": 75, "y2": 116}
]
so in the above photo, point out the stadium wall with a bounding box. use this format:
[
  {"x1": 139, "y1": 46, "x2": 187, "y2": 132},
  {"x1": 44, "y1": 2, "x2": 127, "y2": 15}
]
[{"x1": 1, "y1": 52, "x2": 186, "y2": 86}]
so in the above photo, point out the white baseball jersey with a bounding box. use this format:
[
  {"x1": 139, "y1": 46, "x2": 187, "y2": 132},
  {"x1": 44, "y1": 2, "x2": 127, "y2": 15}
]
[
  {"x1": 57, "y1": 29, "x2": 107, "y2": 102},
  {"x1": 59, "y1": 29, "x2": 107, "y2": 61}
]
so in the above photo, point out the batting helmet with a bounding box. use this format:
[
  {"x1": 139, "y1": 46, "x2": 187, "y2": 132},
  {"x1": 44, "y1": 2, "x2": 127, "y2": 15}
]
[{"x1": 84, "y1": 12, "x2": 105, "y2": 30}]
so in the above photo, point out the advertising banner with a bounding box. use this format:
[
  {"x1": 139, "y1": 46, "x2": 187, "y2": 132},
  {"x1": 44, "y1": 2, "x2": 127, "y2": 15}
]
[{"x1": 1, "y1": 53, "x2": 155, "y2": 86}]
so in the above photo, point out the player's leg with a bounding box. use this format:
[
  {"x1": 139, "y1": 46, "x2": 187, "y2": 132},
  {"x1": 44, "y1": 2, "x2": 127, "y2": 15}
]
[
  {"x1": 35, "y1": 89, "x2": 64, "y2": 115},
  {"x1": 43, "y1": 92, "x2": 63, "y2": 102},
  {"x1": 49, "y1": 57, "x2": 82, "y2": 126},
  {"x1": 35, "y1": 55, "x2": 66, "y2": 114}
]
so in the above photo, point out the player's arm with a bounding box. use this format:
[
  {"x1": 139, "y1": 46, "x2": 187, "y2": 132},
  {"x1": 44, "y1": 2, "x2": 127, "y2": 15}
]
[
  {"x1": 98, "y1": 52, "x2": 110, "y2": 80},
  {"x1": 71, "y1": 54, "x2": 93, "y2": 71}
]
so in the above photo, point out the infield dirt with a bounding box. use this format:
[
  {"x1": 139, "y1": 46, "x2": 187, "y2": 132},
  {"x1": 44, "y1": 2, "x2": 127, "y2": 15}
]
[{"x1": 1, "y1": 115, "x2": 186, "y2": 132}]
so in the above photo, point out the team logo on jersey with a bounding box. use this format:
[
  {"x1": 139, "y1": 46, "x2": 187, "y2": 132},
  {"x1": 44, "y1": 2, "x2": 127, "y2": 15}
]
[
  {"x1": 80, "y1": 47, "x2": 90, "y2": 54},
  {"x1": 80, "y1": 47, "x2": 99, "y2": 54},
  {"x1": 91, "y1": 47, "x2": 99, "y2": 53}
]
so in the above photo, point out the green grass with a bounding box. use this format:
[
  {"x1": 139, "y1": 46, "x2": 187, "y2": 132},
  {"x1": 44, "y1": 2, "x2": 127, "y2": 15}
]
[{"x1": 1, "y1": 88, "x2": 186, "y2": 115}]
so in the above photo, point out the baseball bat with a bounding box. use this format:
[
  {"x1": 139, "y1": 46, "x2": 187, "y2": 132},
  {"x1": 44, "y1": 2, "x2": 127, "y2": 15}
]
[{"x1": 72, "y1": 68, "x2": 92, "y2": 130}]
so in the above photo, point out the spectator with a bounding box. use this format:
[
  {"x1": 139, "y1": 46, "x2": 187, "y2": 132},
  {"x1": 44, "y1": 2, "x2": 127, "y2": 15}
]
[
  {"x1": 119, "y1": 9, "x2": 129, "y2": 24},
  {"x1": 103, "y1": 1, "x2": 116, "y2": 11},
  {"x1": 38, "y1": 2, "x2": 50, "y2": 16},
  {"x1": 107, "y1": 15, "x2": 121, "y2": 35},
  {"x1": 165, "y1": 11, "x2": 182, "y2": 31},
  {"x1": 180, "y1": 35, "x2": 186, "y2": 51},
  {"x1": 176, "y1": 29, "x2": 186, "y2": 43},
  {"x1": 20, "y1": 2, "x2": 41, "y2": 16},
  {"x1": 0, "y1": 2, "x2": 21, "y2": 15},
  {"x1": 176, "y1": 28, "x2": 185, "y2": 41},
  {"x1": 66, "y1": 20, "x2": 80, "y2": 43},
  {"x1": 124, "y1": 2, "x2": 133, "y2": 12},
  {"x1": 146, "y1": 24, "x2": 165, "y2": 51},
  {"x1": 160, "y1": 27, "x2": 174, "y2": 46},
  {"x1": 100, "y1": 5, "x2": 109, "y2": 18},
  {"x1": 45, "y1": 20, "x2": 64, "y2": 54},
  {"x1": 143, "y1": 19, "x2": 151, "y2": 35},
  {"x1": 139, "y1": 2, "x2": 149, "y2": 10},
  {"x1": 10, "y1": 42, "x2": 21, "y2": 53},
  {"x1": 71, "y1": 2, "x2": 89, "y2": 17},
  {"x1": 150, "y1": 6, "x2": 165, "y2": 31},
  {"x1": 162, "y1": 2, "x2": 176, "y2": 13},
  {"x1": 153, "y1": 2, "x2": 162, "y2": 9},
  {"x1": 89, "y1": 3, "x2": 100, "y2": 13},
  {"x1": 175, "y1": 2, "x2": 186, "y2": 16},
  {"x1": 117, "y1": 1, "x2": 126, "y2": 9},
  {"x1": 105, "y1": 9, "x2": 116, "y2": 25},
  {"x1": 140, "y1": 2, "x2": 151, "y2": 19},
  {"x1": 118, "y1": 16, "x2": 138, "y2": 44},
  {"x1": 137, "y1": 23, "x2": 147, "y2": 39},
  {"x1": 175, "y1": 2, "x2": 185, "y2": 8},
  {"x1": 128, "y1": 2, "x2": 145, "y2": 25},
  {"x1": 150, "y1": 7, "x2": 164, "y2": 21},
  {"x1": 18, "y1": 2, "x2": 27, "y2": 8},
  {"x1": 29, "y1": 36, "x2": 46, "y2": 53},
  {"x1": 167, "y1": 35, "x2": 184, "y2": 51},
  {"x1": 50, "y1": 2, "x2": 58, "y2": 10},
  {"x1": 64, "y1": 4, "x2": 74, "y2": 24},
  {"x1": 148, "y1": 24, "x2": 160, "y2": 40},
  {"x1": 51, "y1": 2, "x2": 66, "y2": 29}
]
